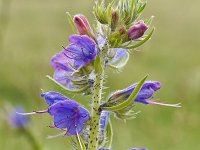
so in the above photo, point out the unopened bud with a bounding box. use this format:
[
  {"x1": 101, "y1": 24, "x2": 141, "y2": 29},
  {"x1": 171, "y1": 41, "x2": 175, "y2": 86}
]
[
  {"x1": 127, "y1": 20, "x2": 148, "y2": 39},
  {"x1": 111, "y1": 10, "x2": 119, "y2": 31},
  {"x1": 73, "y1": 14, "x2": 93, "y2": 36}
]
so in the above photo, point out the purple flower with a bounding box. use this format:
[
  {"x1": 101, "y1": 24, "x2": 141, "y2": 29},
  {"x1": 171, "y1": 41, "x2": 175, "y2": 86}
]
[
  {"x1": 19, "y1": 92, "x2": 90, "y2": 136},
  {"x1": 128, "y1": 20, "x2": 148, "y2": 39},
  {"x1": 99, "y1": 148, "x2": 111, "y2": 150},
  {"x1": 48, "y1": 100, "x2": 90, "y2": 136},
  {"x1": 108, "y1": 81, "x2": 181, "y2": 107},
  {"x1": 51, "y1": 34, "x2": 97, "y2": 70},
  {"x1": 9, "y1": 106, "x2": 29, "y2": 128},
  {"x1": 51, "y1": 34, "x2": 97, "y2": 90}
]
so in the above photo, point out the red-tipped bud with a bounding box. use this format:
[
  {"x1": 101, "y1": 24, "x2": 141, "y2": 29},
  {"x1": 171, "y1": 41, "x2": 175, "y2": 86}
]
[
  {"x1": 73, "y1": 14, "x2": 92, "y2": 35},
  {"x1": 128, "y1": 20, "x2": 148, "y2": 39}
]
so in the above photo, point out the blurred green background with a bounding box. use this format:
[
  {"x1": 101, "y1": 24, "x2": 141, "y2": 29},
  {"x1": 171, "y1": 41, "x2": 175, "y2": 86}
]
[{"x1": 0, "y1": 0, "x2": 200, "y2": 149}]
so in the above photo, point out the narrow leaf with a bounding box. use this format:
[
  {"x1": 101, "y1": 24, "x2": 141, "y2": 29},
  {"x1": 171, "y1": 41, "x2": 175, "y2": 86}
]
[{"x1": 66, "y1": 12, "x2": 77, "y2": 33}]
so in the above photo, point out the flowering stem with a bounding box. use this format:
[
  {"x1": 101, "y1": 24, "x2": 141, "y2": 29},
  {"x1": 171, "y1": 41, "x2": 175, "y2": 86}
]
[{"x1": 88, "y1": 64, "x2": 104, "y2": 150}]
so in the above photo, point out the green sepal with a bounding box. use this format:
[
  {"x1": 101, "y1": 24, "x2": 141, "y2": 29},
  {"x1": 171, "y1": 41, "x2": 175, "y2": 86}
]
[
  {"x1": 75, "y1": 133, "x2": 87, "y2": 150},
  {"x1": 94, "y1": 55, "x2": 103, "y2": 73},
  {"x1": 101, "y1": 75, "x2": 148, "y2": 111},
  {"x1": 104, "y1": 120, "x2": 113, "y2": 148},
  {"x1": 66, "y1": 12, "x2": 77, "y2": 33},
  {"x1": 46, "y1": 75, "x2": 90, "y2": 93},
  {"x1": 137, "y1": 1, "x2": 147, "y2": 14}
]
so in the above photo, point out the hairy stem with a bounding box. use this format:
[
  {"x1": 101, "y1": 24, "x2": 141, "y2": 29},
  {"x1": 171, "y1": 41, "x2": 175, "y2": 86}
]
[{"x1": 88, "y1": 71, "x2": 104, "y2": 150}]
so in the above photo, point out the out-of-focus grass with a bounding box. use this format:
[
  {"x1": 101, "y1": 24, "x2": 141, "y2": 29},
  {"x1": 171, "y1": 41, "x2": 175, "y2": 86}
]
[{"x1": 0, "y1": 0, "x2": 200, "y2": 149}]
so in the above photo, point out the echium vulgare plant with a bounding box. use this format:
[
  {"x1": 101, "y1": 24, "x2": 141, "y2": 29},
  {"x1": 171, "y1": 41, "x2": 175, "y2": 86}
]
[{"x1": 18, "y1": 0, "x2": 181, "y2": 150}]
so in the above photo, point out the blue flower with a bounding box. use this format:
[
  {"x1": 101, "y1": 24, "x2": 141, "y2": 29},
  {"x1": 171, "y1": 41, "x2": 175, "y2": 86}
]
[
  {"x1": 102, "y1": 81, "x2": 180, "y2": 120},
  {"x1": 19, "y1": 92, "x2": 90, "y2": 136},
  {"x1": 51, "y1": 34, "x2": 97, "y2": 90},
  {"x1": 51, "y1": 34, "x2": 97, "y2": 71},
  {"x1": 9, "y1": 106, "x2": 29, "y2": 128},
  {"x1": 48, "y1": 99, "x2": 90, "y2": 136},
  {"x1": 108, "y1": 81, "x2": 181, "y2": 107}
]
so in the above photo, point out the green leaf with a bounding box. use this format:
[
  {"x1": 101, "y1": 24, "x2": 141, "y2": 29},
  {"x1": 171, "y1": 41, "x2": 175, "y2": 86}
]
[
  {"x1": 76, "y1": 133, "x2": 86, "y2": 150},
  {"x1": 66, "y1": 12, "x2": 77, "y2": 33},
  {"x1": 46, "y1": 75, "x2": 89, "y2": 93},
  {"x1": 101, "y1": 75, "x2": 148, "y2": 111}
]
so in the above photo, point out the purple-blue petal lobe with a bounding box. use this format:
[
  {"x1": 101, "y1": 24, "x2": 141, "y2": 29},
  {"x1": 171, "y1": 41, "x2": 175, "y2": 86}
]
[
  {"x1": 100, "y1": 111, "x2": 110, "y2": 134},
  {"x1": 48, "y1": 100, "x2": 90, "y2": 136},
  {"x1": 109, "y1": 48, "x2": 129, "y2": 68},
  {"x1": 41, "y1": 91, "x2": 68, "y2": 106}
]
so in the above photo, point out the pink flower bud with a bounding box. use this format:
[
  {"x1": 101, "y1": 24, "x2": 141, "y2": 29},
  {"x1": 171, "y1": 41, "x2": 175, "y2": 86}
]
[
  {"x1": 73, "y1": 14, "x2": 91, "y2": 35},
  {"x1": 128, "y1": 20, "x2": 148, "y2": 39}
]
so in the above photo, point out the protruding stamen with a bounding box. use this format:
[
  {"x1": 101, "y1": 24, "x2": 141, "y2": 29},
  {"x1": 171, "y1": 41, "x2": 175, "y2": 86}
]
[
  {"x1": 47, "y1": 132, "x2": 66, "y2": 139},
  {"x1": 16, "y1": 110, "x2": 48, "y2": 115},
  {"x1": 147, "y1": 100, "x2": 182, "y2": 107}
]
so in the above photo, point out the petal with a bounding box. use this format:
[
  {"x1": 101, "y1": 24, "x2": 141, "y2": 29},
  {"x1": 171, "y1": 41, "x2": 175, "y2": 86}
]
[
  {"x1": 48, "y1": 100, "x2": 90, "y2": 135},
  {"x1": 51, "y1": 50, "x2": 74, "y2": 71},
  {"x1": 41, "y1": 91, "x2": 67, "y2": 106},
  {"x1": 54, "y1": 69, "x2": 70, "y2": 85},
  {"x1": 108, "y1": 48, "x2": 129, "y2": 68},
  {"x1": 141, "y1": 81, "x2": 161, "y2": 91},
  {"x1": 53, "y1": 69, "x2": 79, "y2": 90},
  {"x1": 69, "y1": 34, "x2": 96, "y2": 55},
  {"x1": 78, "y1": 107, "x2": 90, "y2": 124},
  {"x1": 134, "y1": 88, "x2": 154, "y2": 104},
  {"x1": 100, "y1": 111, "x2": 110, "y2": 133},
  {"x1": 48, "y1": 100, "x2": 79, "y2": 116}
]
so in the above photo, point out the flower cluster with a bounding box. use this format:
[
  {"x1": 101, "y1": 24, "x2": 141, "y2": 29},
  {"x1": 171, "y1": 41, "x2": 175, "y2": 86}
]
[{"x1": 18, "y1": 0, "x2": 181, "y2": 150}]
